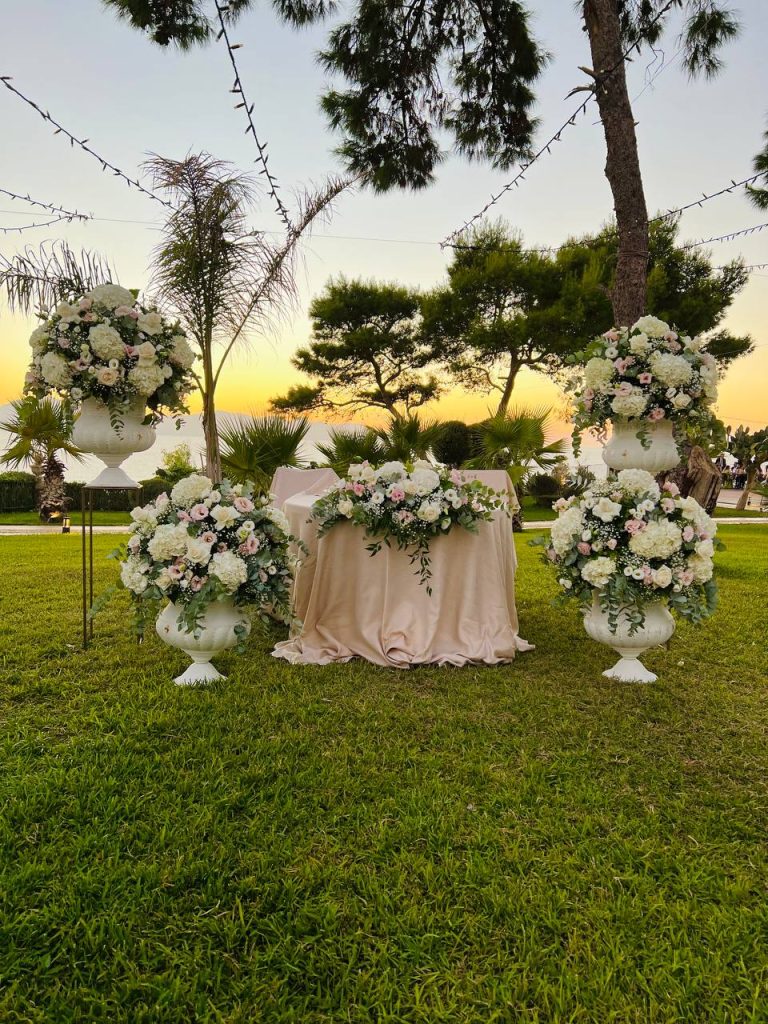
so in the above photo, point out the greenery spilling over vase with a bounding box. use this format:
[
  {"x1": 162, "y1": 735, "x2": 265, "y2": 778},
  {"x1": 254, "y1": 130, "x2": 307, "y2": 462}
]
[
  {"x1": 311, "y1": 460, "x2": 508, "y2": 591},
  {"x1": 569, "y1": 316, "x2": 719, "y2": 457},
  {"x1": 24, "y1": 282, "x2": 196, "y2": 425},
  {"x1": 114, "y1": 474, "x2": 296, "y2": 638},
  {"x1": 537, "y1": 469, "x2": 721, "y2": 633}
]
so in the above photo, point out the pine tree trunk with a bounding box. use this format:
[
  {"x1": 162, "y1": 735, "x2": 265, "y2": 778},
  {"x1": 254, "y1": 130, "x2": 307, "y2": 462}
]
[
  {"x1": 735, "y1": 468, "x2": 757, "y2": 511},
  {"x1": 495, "y1": 361, "x2": 521, "y2": 417},
  {"x1": 583, "y1": 0, "x2": 649, "y2": 327}
]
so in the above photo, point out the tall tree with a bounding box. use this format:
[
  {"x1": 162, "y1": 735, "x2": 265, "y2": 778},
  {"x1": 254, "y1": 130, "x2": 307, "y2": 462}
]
[
  {"x1": 728, "y1": 425, "x2": 768, "y2": 511},
  {"x1": 747, "y1": 121, "x2": 768, "y2": 209},
  {"x1": 145, "y1": 153, "x2": 349, "y2": 478},
  {"x1": 270, "y1": 278, "x2": 440, "y2": 419},
  {"x1": 102, "y1": 0, "x2": 740, "y2": 326}
]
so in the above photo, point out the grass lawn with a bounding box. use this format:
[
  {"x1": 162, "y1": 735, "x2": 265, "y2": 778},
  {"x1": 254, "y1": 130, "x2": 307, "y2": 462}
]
[
  {"x1": 0, "y1": 510, "x2": 131, "y2": 527},
  {"x1": 1, "y1": 527, "x2": 767, "y2": 1022},
  {"x1": 521, "y1": 496, "x2": 558, "y2": 521},
  {"x1": 713, "y1": 507, "x2": 767, "y2": 518}
]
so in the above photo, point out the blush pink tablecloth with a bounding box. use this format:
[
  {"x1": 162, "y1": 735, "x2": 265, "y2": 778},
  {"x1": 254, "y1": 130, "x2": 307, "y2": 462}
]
[{"x1": 272, "y1": 473, "x2": 532, "y2": 668}]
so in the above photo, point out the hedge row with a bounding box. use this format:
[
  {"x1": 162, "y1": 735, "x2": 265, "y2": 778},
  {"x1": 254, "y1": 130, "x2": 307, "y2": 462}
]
[
  {"x1": 0, "y1": 479, "x2": 36, "y2": 512},
  {"x1": 0, "y1": 477, "x2": 168, "y2": 514}
]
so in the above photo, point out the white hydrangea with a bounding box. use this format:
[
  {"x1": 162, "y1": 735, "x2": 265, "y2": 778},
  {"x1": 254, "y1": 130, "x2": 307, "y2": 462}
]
[
  {"x1": 629, "y1": 519, "x2": 683, "y2": 559},
  {"x1": 632, "y1": 316, "x2": 669, "y2": 338},
  {"x1": 210, "y1": 550, "x2": 248, "y2": 593},
  {"x1": 128, "y1": 361, "x2": 165, "y2": 396},
  {"x1": 408, "y1": 468, "x2": 440, "y2": 497},
  {"x1": 583, "y1": 357, "x2": 615, "y2": 391},
  {"x1": 649, "y1": 351, "x2": 693, "y2": 388},
  {"x1": 137, "y1": 311, "x2": 164, "y2": 336},
  {"x1": 88, "y1": 324, "x2": 125, "y2": 361},
  {"x1": 580, "y1": 556, "x2": 617, "y2": 587},
  {"x1": 591, "y1": 496, "x2": 623, "y2": 523},
  {"x1": 29, "y1": 325, "x2": 50, "y2": 355},
  {"x1": 615, "y1": 469, "x2": 660, "y2": 500},
  {"x1": 550, "y1": 506, "x2": 585, "y2": 556},
  {"x1": 688, "y1": 552, "x2": 714, "y2": 583},
  {"x1": 120, "y1": 557, "x2": 150, "y2": 594},
  {"x1": 168, "y1": 334, "x2": 195, "y2": 369},
  {"x1": 377, "y1": 461, "x2": 407, "y2": 481},
  {"x1": 147, "y1": 523, "x2": 189, "y2": 561},
  {"x1": 40, "y1": 351, "x2": 71, "y2": 387},
  {"x1": 87, "y1": 283, "x2": 135, "y2": 309},
  {"x1": 611, "y1": 391, "x2": 648, "y2": 419},
  {"x1": 171, "y1": 474, "x2": 213, "y2": 507},
  {"x1": 629, "y1": 332, "x2": 651, "y2": 355}
]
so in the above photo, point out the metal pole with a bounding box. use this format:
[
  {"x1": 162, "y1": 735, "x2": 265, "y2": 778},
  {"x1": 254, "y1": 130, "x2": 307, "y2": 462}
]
[
  {"x1": 89, "y1": 490, "x2": 94, "y2": 640},
  {"x1": 81, "y1": 485, "x2": 87, "y2": 649}
]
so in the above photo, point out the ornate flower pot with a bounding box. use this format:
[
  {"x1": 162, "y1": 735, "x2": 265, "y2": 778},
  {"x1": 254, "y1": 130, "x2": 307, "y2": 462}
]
[
  {"x1": 603, "y1": 418, "x2": 680, "y2": 474},
  {"x1": 156, "y1": 599, "x2": 251, "y2": 686},
  {"x1": 583, "y1": 594, "x2": 675, "y2": 683},
  {"x1": 72, "y1": 397, "x2": 155, "y2": 488}
]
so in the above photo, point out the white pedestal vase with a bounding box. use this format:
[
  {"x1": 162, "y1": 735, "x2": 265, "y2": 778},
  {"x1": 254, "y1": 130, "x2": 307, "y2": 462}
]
[
  {"x1": 156, "y1": 599, "x2": 251, "y2": 686},
  {"x1": 602, "y1": 418, "x2": 680, "y2": 475},
  {"x1": 72, "y1": 397, "x2": 155, "y2": 488},
  {"x1": 583, "y1": 594, "x2": 675, "y2": 683}
]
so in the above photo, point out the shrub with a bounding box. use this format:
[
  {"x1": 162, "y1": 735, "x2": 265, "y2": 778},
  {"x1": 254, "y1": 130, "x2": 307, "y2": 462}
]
[
  {"x1": 0, "y1": 470, "x2": 36, "y2": 482},
  {"x1": 563, "y1": 467, "x2": 597, "y2": 499},
  {"x1": 526, "y1": 472, "x2": 562, "y2": 502},
  {"x1": 433, "y1": 421, "x2": 474, "y2": 467},
  {"x1": 0, "y1": 478, "x2": 36, "y2": 512}
]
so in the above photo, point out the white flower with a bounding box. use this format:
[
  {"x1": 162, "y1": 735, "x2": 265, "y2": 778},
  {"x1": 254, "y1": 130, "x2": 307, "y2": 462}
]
[
  {"x1": 632, "y1": 316, "x2": 669, "y2": 338},
  {"x1": 649, "y1": 351, "x2": 693, "y2": 388},
  {"x1": 616, "y1": 469, "x2": 660, "y2": 500},
  {"x1": 337, "y1": 498, "x2": 354, "y2": 517},
  {"x1": 695, "y1": 538, "x2": 715, "y2": 558},
  {"x1": 29, "y1": 326, "x2": 49, "y2": 355},
  {"x1": 377, "y1": 461, "x2": 407, "y2": 481},
  {"x1": 409, "y1": 468, "x2": 440, "y2": 497},
  {"x1": 128, "y1": 361, "x2": 165, "y2": 396},
  {"x1": 168, "y1": 334, "x2": 195, "y2": 369},
  {"x1": 412, "y1": 459, "x2": 434, "y2": 472},
  {"x1": 671, "y1": 391, "x2": 692, "y2": 410},
  {"x1": 96, "y1": 366, "x2": 120, "y2": 387},
  {"x1": 210, "y1": 504, "x2": 240, "y2": 529},
  {"x1": 652, "y1": 565, "x2": 673, "y2": 588},
  {"x1": 148, "y1": 523, "x2": 189, "y2": 561},
  {"x1": 186, "y1": 536, "x2": 213, "y2": 565},
  {"x1": 369, "y1": 491, "x2": 386, "y2": 506},
  {"x1": 135, "y1": 340, "x2": 157, "y2": 363},
  {"x1": 137, "y1": 311, "x2": 164, "y2": 336},
  {"x1": 263, "y1": 506, "x2": 290, "y2": 534},
  {"x1": 129, "y1": 504, "x2": 158, "y2": 533},
  {"x1": 209, "y1": 550, "x2": 248, "y2": 593},
  {"x1": 55, "y1": 301, "x2": 80, "y2": 323},
  {"x1": 629, "y1": 332, "x2": 650, "y2": 355},
  {"x1": 358, "y1": 463, "x2": 378, "y2": 485},
  {"x1": 416, "y1": 501, "x2": 441, "y2": 523},
  {"x1": 688, "y1": 552, "x2": 714, "y2": 583},
  {"x1": 171, "y1": 474, "x2": 212, "y2": 507},
  {"x1": 591, "y1": 496, "x2": 623, "y2": 523},
  {"x1": 87, "y1": 283, "x2": 135, "y2": 310},
  {"x1": 629, "y1": 519, "x2": 683, "y2": 559},
  {"x1": 89, "y1": 323, "x2": 125, "y2": 362},
  {"x1": 583, "y1": 357, "x2": 615, "y2": 391},
  {"x1": 676, "y1": 496, "x2": 716, "y2": 536},
  {"x1": 155, "y1": 568, "x2": 173, "y2": 591},
  {"x1": 40, "y1": 351, "x2": 71, "y2": 388},
  {"x1": 550, "y1": 506, "x2": 585, "y2": 556},
  {"x1": 683, "y1": 335, "x2": 704, "y2": 352},
  {"x1": 580, "y1": 556, "x2": 617, "y2": 588},
  {"x1": 611, "y1": 391, "x2": 648, "y2": 419},
  {"x1": 120, "y1": 557, "x2": 150, "y2": 594}
]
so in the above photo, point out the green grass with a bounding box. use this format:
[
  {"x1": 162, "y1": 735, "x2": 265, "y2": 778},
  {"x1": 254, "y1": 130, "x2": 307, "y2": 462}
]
[
  {"x1": 1, "y1": 528, "x2": 767, "y2": 1022},
  {"x1": 521, "y1": 495, "x2": 558, "y2": 521},
  {"x1": 713, "y1": 507, "x2": 767, "y2": 518},
  {"x1": 0, "y1": 510, "x2": 131, "y2": 527}
]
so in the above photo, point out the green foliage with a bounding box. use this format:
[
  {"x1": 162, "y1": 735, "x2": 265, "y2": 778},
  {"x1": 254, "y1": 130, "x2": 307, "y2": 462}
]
[
  {"x1": 747, "y1": 121, "x2": 768, "y2": 209},
  {"x1": 315, "y1": 427, "x2": 384, "y2": 477},
  {"x1": 271, "y1": 278, "x2": 440, "y2": 419},
  {"x1": 0, "y1": 470, "x2": 35, "y2": 482},
  {"x1": 374, "y1": 415, "x2": 444, "y2": 463},
  {"x1": 433, "y1": 421, "x2": 474, "y2": 467},
  {"x1": 465, "y1": 406, "x2": 567, "y2": 487},
  {"x1": 156, "y1": 443, "x2": 196, "y2": 484},
  {"x1": 0, "y1": 478, "x2": 36, "y2": 513},
  {"x1": 220, "y1": 414, "x2": 309, "y2": 492},
  {"x1": 526, "y1": 473, "x2": 562, "y2": 502}
]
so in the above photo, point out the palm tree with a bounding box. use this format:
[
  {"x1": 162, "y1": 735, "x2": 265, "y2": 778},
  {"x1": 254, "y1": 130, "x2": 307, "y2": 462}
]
[
  {"x1": 144, "y1": 153, "x2": 352, "y2": 479},
  {"x1": 316, "y1": 428, "x2": 385, "y2": 477},
  {"x1": 466, "y1": 406, "x2": 567, "y2": 488},
  {"x1": 0, "y1": 241, "x2": 115, "y2": 316},
  {"x1": 1, "y1": 397, "x2": 83, "y2": 518},
  {"x1": 220, "y1": 414, "x2": 309, "y2": 492},
  {"x1": 374, "y1": 414, "x2": 444, "y2": 463}
]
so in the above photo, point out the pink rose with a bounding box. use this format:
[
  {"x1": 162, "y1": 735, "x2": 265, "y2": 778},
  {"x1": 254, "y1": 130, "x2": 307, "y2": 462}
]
[
  {"x1": 177, "y1": 511, "x2": 192, "y2": 523},
  {"x1": 648, "y1": 407, "x2": 666, "y2": 421},
  {"x1": 665, "y1": 339, "x2": 682, "y2": 352},
  {"x1": 124, "y1": 345, "x2": 137, "y2": 357},
  {"x1": 57, "y1": 337, "x2": 71, "y2": 349},
  {"x1": 450, "y1": 469, "x2": 463, "y2": 485},
  {"x1": 664, "y1": 331, "x2": 678, "y2": 342},
  {"x1": 78, "y1": 298, "x2": 92, "y2": 310},
  {"x1": 234, "y1": 496, "x2": 254, "y2": 514},
  {"x1": 546, "y1": 547, "x2": 558, "y2": 562},
  {"x1": 682, "y1": 525, "x2": 695, "y2": 542},
  {"x1": 82, "y1": 312, "x2": 96, "y2": 323},
  {"x1": 389, "y1": 488, "x2": 405, "y2": 503},
  {"x1": 577, "y1": 542, "x2": 591, "y2": 555},
  {"x1": 625, "y1": 519, "x2": 646, "y2": 535},
  {"x1": 190, "y1": 503, "x2": 209, "y2": 521},
  {"x1": 114, "y1": 305, "x2": 134, "y2": 317},
  {"x1": 607, "y1": 538, "x2": 618, "y2": 550},
  {"x1": 200, "y1": 531, "x2": 217, "y2": 544},
  {"x1": 352, "y1": 482, "x2": 366, "y2": 496},
  {"x1": 583, "y1": 387, "x2": 595, "y2": 400},
  {"x1": 638, "y1": 372, "x2": 652, "y2": 385},
  {"x1": 603, "y1": 329, "x2": 621, "y2": 342},
  {"x1": 662, "y1": 481, "x2": 680, "y2": 496},
  {"x1": 678, "y1": 569, "x2": 695, "y2": 587},
  {"x1": 615, "y1": 381, "x2": 634, "y2": 396}
]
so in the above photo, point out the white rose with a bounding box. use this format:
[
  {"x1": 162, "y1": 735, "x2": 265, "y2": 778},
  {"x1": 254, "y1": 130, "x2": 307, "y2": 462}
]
[
  {"x1": 652, "y1": 565, "x2": 673, "y2": 588},
  {"x1": 55, "y1": 301, "x2": 80, "y2": 323},
  {"x1": 591, "y1": 496, "x2": 623, "y2": 523},
  {"x1": 96, "y1": 366, "x2": 120, "y2": 387},
  {"x1": 137, "y1": 311, "x2": 164, "y2": 336},
  {"x1": 186, "y1": 537, "x2": 213, "y2": 565},
  {"x1": 688, "y1": 553, "x2": 714, "y2": 583},
  {"x1": 695, "y1": 538, "x2": 715, "y2": 558},
  {"x1": 671, "y1": 392, "x2": 693, "y2": 410},
  {"x1": 416, "y1": 502, "x2": 441, "y2": 523},
  {"x1": 337, "y1": 498, "x2": 354, "y2": 517},
  {"x1": 129, "y1": 505, "x2": 158, "y2": 533},
  {"x1": 632, "y1": 316, "x2": 669, "y2": 339},
  {"x1": 89, "y1": 323, "x2": 126, "y2": 362},
  {"x1": 135, "y1": 340, "x2": 157, "y2": 363}
]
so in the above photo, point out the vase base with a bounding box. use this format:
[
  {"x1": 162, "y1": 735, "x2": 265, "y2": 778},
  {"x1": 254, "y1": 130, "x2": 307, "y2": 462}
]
[
  {"x1": 88, "y1": 465, "x2": 141, "y2": 490},
  {"x1": 603, "y1": 657, "x2": 657, "y2": 684},
  {"x1": 174, "y1": 662, "x2": 226, "y2": 686}
]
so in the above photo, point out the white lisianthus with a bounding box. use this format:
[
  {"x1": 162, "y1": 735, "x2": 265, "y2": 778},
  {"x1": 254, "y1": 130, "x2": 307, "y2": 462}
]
[
  {"x1": 148, "y1": 523, "x2": 189, "y2": 561},
  {"x1": 40, "y1": 351, "x2": 71, "y2": 388},
  {"x1": 591, "y1": 496, "x2": 623, "y2": 523},
  {"x1": 29, "y1": 326, "x2": 49, "y2": 355},
  {"x1": 337, "y1": 498, "x2": 354, "y2": 518},
  {"x1": 632, "y1": 315, "x2": 669, "y2": 338},
  {"x1": 652, "y1": 565, "x2": 673, "y2": 588},
  {"x1": 611, "y1": 392, "x2": 648, "y2": 419},
  {"x1": 409, "y1": 468, "x2": 441, "y2": 497},
  {"x1": 87, "y1": 283, "x2": 135, "y2": 309},
  {"x1": 210, "y1": 504, "x2": 240, "y2": 529},
  {"x1": 185, "y1": 537, "x2": 213, "y2": 565},
  {"x1": 580, "y1": 556, "x2": 617, "y2": 587},
  {"x1": 628, "y1": 519, "x2": 683, "y2": 559},
  {"x1": 171, "y1": 474, "x2": 212, "y2": 507},
  {"x1": 128, "y1": 362, "x2": 165, "y2": 396},
  {"x1": 583, "y1": 357, "x2": 615, "y2": 391},
  {"x1": 210, "y1": 550, "x2": 248, "y2": 593},
  {"x1": 628, "y1": 332, "x2": 650, "y2": 355},
  {"x1": 688, "y1": 552, "x2": 714, "y2": 583},
  {"x1": 137, "y1": 311, "x2": 164, "y2": 336},
  {"x1": 550, "y1": 506, "x2": 585, "y2": 556},
  {"x1": 648, "y1": 351, "x2": 693, "y2": 388},
  {"x1": 616, "y1": 469, "x2": 660, "y2": 500},
  {"x1": 416, "y1": 501, "x2": 441, "y2": 523},
  {"x1": 168, "y1": 334, "x2": 195, "y2": 368},
  {"x1": 377, "y1": 461, "x2": 407, "y2": 481}
]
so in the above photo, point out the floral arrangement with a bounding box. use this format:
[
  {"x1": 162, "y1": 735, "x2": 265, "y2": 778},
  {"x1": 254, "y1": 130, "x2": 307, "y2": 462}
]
[
  {"x1": 570, "y1": 315, "x2": 719, "y2": 455},
  {"x1": 24, "y1": 283, "x2": 196, "y2": 423},
  {"x1": 538, "y1": 468, "x2": 720, "y2": 632},
  {"x1": 311, "y1": 460, "x2": 508, "y2": 590},
  {"x1": 115, "y1": 474, "x2": 297, "y2": 637}
]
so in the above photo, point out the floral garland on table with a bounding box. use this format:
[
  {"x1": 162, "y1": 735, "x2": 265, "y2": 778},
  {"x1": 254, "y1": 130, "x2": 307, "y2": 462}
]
[
  {"x1": 114, "y1": 474, "x2": 298, "y2": 640},
  {"x1": 24, "y1": 283, "x2": 196, "y2": 426},
  {"x1": 536, "y1": 468, "x2": 721, "y2": 633},
  {"x1": 311, "y1": 460, "x2": 509, "y2": 592},
  {"x1": 569, "y1": 315, "x2": 719, "y2": 456}
]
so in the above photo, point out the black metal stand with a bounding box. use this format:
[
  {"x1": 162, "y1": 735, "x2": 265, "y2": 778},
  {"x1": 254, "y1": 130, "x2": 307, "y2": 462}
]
[{"x1": 81, "y1": 483, "x2": 142, "y2": 649}]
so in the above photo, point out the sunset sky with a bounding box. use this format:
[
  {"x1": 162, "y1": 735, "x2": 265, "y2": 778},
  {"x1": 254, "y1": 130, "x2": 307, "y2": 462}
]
[{"x1": 1, "y1": 0, "x2": 766, "y2": 433}]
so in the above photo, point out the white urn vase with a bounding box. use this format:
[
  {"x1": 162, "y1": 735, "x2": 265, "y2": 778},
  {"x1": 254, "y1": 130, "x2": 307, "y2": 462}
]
[
  {"x1": 603, "y1": 418, "x2": 680, "y2": 474},
  {"x1": 73, "y1": 397, "x2": 155, "y2": 488},
  {"x1": 583, "y1": 594, "x2": 675, "y2": 683},
  {"x1": 156, "y1": 599, "x2": 251, "y2": 686}
]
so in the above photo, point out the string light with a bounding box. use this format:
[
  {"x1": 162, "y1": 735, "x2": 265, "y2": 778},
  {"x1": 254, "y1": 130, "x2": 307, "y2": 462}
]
[
  {"x1": 0, "y1": 187, "x2": 89, "y2": 222},
  {"x1": 0, "y1": 214, "x2": 78, "y2": 234},
  {"x1": 214, "y1": 3, "x2": 292, "y2": 231},
  {"x1": 0, "y1": 75, "x2": 173, "y2": 209}
]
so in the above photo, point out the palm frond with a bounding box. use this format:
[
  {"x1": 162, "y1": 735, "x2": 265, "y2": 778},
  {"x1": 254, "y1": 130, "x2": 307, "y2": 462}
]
[
  {"x1": 1, "y1": 396, "x2": 83, "y2": 469},
  {"x1": 0, "y1": 241, "x2": 117, "y2": 316},
  {"x1": 316, "y1": 427, "x2": 384, "y2": 476},
  {"x1": 220, "y1": 413, "x2": 309, "y2": 489}
]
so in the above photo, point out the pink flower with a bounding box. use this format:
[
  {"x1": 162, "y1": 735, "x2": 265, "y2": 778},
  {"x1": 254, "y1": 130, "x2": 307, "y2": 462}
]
[
  {"x1": 78, "y1": 297, "x2": 93, "y2": 310},
  {"x1": 168, "y1": 564, "x2": 185, "y2": 581},
  {"x1": 234, "y1": 496, "x2": 254, "y2": 514},
  {"x1": 239, "y1": 535, "x2": 260, "y2": 556},
  {"x1": 57, "y1": 337, "x2": 71, "y2": 349},
  {"x1": 82, "y1": 312, "x2": 96, "y2": 323},
  {"x1": 389, "y1": 488, "x2": 405, "y2": 503},
  {"x1": 615, "y1": 381, "x2": 634, "y2": 396},
  {"x1": 352, "y1": 482, "x2": 366, "y2": 496},
  {"x1": 114, "y1": 304, "x2": 134, "y2": 317},
  {"x1": 665, "y1": 339, "x2": 682, "y2": 352},
  {"x1": 625, "y1": 519, "x2": 646, "y2": 535},
  {"x1": 583, "y1": 387, "x2": 595, "y2": 401},
  {"x1": 189, "y1": 576, "x2": 204, "y2": 591},
  {"x1": 71, "y1": 358, "x2": 90, "y2": 371},
  {"x1": 177, "y1": 511, "x2": 192, "y2": 522},
  {"x1": 190, "y1": 503, "x2": 209, "y2": 521},
  {"x1": 546, "y1": 547, "x2": 558, "y2": 562},
  {"x1": 664, "y1": 331, "x2": 678, "y2": 342},
  {"x1": 678, "y1": 569, "x2": 695, "y2": 586},
  {"x1": 638, "y1": 372, "x2": 652, "y2": 385},
  {"x1": 606, "y1": 538, "x2": 618, "y2": 550},
  {"x1": 648, "y1": 407, "x2": 666, "y2": 421},
  {"x1": 127, "y1": 535, "x2": 141, "y2": 552},
  {"x1": 662, "y1": 481, "x2": 680, "y2": 496},
  {"x1": 603, "y1": 328, "x2": 621, "y2": 342},
  {"x1": 661, "y1": 498, "x2": 676, "y2": 513},
  {"x1": 577, "y1": 542, "x2": 591, "y2": 555},
  {"x1": 682, "y1": 525, "x2": 695, "y2": 542},
  {"x1": 124, "y1": 345, "x2": 137, "y2": 357},
  {"x1": 450, "y1": 469, "x2": 463, "y2": 485},
  {"x1": 200, "y1": 531, "x2": 217, "y2": 544},
  {"x1": 217, "y1": 542, "x2": 228, "y2": 552}
]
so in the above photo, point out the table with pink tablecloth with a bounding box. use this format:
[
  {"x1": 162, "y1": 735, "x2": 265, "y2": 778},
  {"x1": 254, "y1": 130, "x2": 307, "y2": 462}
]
[{"x1": 272, "y1": 473, "x2": 533, "y2": 669}]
